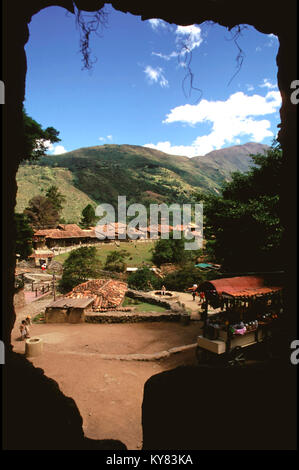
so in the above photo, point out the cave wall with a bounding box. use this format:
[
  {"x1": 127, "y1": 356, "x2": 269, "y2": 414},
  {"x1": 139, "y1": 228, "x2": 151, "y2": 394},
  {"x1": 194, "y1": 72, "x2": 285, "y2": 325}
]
[{"x1": 2, "y1": 0, "x2": 297, "y2": 450}]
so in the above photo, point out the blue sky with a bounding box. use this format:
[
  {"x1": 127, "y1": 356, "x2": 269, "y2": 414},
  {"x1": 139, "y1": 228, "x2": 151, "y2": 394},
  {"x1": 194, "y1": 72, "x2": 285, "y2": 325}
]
[{"x1": 24, "y1": 4, "x2": 281, "y2": 157}]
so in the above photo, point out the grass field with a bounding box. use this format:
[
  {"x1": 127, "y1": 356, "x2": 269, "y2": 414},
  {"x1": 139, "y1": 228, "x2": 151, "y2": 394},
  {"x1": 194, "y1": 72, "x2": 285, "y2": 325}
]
[
  {"x1": 122, "y1": 296, "x2": 168, "y2": 312},
  {"x1": 54, "y1": 240, "x2": 156, "y2": 267}
]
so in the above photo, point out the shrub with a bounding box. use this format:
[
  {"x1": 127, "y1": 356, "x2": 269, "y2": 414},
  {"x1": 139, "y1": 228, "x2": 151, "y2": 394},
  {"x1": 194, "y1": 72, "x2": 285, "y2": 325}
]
[
  {"x1": 127, "y1": 267, "x2": 162, "y2": 291},
  {"x1": 59, "y1": 246, "x2": 101, "y2": 293},
  {"x1": 163, "y1": 263, "x2": 206, "y2": 292}
]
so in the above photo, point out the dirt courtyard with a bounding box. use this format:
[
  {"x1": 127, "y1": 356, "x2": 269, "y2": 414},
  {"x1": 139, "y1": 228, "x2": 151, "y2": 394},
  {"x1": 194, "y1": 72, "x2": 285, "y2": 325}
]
[{"x1": 11, "y1": 308, "x2": 201, "y2": 450}]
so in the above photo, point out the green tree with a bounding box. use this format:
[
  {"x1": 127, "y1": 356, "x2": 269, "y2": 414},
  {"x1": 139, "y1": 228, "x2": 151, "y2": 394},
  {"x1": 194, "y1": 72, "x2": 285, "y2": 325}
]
[
  {"x1": 14, "y1": 213, "x2": 34, "y2": 260},
  {"x1": 45, "y1": 185, "x2": 66, "y2": 216},
  {"x1": 163, "y1": 263, "x2": 217, "y2": 292},
  {"x1": 22, "y1": 108, "x2": 61, "y2": 162},
  {"x1": 151, "y1": 234, "x2": 191, "y2": 267},
  {"x1": 104, "y1": 249, "x2": 129, "y2": 273},
  {"x1": 127, "y1": 266, "x2": 161, "y2": 291},
  {"x1": 200, "y1": 142, "x2": 283, "y2": 272},
  {"x1": 80, "y1": 204, "x2": 97, "y2": 228},
  {"x1": 24, "y1": 195, "x2": 60, "y2": 229},
  {"x1": 59, "y1": 246, "x2": 101, "y2": 292}
]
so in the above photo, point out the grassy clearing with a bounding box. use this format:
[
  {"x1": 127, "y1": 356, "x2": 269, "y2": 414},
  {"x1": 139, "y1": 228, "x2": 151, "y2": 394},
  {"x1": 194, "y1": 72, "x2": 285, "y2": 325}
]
[
  {"x1": 54, "y1": 240, "x2": 156, "y2": 268},
  {"x1": 123, "y1": 296, "x2": 168, "y2": 312},
  {"x1": 32, "y1": 313, "x2": 46, "y2": 324}
]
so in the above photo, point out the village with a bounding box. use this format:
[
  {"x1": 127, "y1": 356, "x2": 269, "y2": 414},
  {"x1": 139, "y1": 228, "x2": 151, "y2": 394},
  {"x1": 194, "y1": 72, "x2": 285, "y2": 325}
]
[{"x1": 13, "y1": 216, "x2": 284, "y2": 450}]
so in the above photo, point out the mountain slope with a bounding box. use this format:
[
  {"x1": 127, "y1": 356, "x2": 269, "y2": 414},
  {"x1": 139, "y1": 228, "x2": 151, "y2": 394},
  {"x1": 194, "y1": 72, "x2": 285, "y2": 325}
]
[
  {"x1": 16, "y1": 142, "x2": 269, "y2": 222},
  {"x1": 191, "y1": 142, "x2": 270, "y2": 173},
  {"x1": 16, "y1": 166, "x2": 97, "y2": 223}
]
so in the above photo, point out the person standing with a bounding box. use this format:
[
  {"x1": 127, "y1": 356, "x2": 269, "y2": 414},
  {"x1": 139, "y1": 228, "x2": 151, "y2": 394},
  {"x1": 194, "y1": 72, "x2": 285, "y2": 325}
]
[
  {"x1": 199, "y1": 291, "x2": 205, "y2": 304},
  {"x1": 19, "y1": 320, "x2": 30, "y2": 340},
  {"x1": 192, "y1": 284, "x2": 198, "y2": 301}
]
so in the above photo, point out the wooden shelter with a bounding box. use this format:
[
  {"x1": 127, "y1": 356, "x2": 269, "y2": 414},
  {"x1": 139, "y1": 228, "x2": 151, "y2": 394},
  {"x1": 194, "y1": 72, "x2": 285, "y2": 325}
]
[
  {"x1": 196, "y1": 275, "x2": 283, "y2": 364},
  {"x1": 33, "y1": 224, "x2": 99, "y2": 250},
  {"x1": 45, "y1": 297, "x2": 94, "y2": 323}
]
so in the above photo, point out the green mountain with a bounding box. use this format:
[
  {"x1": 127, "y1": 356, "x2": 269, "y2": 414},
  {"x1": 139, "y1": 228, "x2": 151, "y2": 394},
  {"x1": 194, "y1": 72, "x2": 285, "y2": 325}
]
[{"x1": 16, "y1": 142, "x2": 269, "y2": 223}]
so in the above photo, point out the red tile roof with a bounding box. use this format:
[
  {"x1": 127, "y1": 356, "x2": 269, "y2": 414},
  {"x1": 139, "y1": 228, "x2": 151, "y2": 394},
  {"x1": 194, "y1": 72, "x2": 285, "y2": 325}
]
[
  {"x1": 147, "y1": 224, "x2": 173, "y2": 233},
  {"x1": 200, "y1": 276, "x2": 282, "y2": 298},
  {"x1": 34, "y1": 224, "x2": 97, "y2": 239},
  {"x1": 95, "y1": 223, "x2": 127, "y2": 238},
  {"x1": 65, "y1": 278, "x2": 128, "y2": 311}
]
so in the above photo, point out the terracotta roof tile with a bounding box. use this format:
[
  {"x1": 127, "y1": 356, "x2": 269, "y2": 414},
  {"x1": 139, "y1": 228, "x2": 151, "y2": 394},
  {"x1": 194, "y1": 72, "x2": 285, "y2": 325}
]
[
  {"x1": 65, "y1": 278, "x2": 128, "y2": 311},
  {"x1": 34, "y1": 224, "x2": 98, "y2": 239},
  {"x1": 200, "y1": 276, "x2": 282, "y2": 298}
]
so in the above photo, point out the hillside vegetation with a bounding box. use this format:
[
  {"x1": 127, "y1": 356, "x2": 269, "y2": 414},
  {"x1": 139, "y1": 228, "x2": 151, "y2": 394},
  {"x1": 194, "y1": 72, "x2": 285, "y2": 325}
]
[
  {"x1": 16, "y1": 142, "x2": 269, "y2": 222},
  {"x1": 16, "y1": 166, "x2": 96, "y2": 223}
]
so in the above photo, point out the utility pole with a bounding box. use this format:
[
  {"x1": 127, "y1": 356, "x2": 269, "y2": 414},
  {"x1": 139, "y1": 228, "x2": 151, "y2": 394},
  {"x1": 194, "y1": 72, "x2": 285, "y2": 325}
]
[{"x1": 52, "y1": 273, "x2": 56, "y2": 301}]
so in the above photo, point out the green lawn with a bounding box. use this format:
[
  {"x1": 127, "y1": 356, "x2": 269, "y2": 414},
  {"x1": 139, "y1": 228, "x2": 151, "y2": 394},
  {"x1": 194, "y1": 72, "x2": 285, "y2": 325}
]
[
  {"x1": 122, "y1": 296, "x2": 168, "y2": 312},
  {"x1": 54, "y1": 240, "x2": 156, "y2": 268}
]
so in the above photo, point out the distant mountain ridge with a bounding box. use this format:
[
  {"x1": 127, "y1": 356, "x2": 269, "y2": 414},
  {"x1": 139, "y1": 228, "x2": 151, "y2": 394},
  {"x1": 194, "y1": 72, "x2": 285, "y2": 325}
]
[
  {"x1": 16, "y1": 142, "x2": 269, "y2": 223},
  {"x1": 191, "y1": 142, "x2": 269, "y2": 173}
]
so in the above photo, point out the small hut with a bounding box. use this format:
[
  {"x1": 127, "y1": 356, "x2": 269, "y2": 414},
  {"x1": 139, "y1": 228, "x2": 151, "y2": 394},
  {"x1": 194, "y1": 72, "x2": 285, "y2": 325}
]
[
  {"x1": 45, "y1": 297, "x2": 94, "y2": 323},
  {"x1": 45, "y1": 278, "x2": 128, "y2": 323}
]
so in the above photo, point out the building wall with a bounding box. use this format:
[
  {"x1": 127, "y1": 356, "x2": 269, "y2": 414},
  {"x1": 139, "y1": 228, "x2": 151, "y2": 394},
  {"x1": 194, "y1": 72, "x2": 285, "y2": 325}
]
[{"x1": 45, "y1": 306, "x2": 86, "y2": 323}]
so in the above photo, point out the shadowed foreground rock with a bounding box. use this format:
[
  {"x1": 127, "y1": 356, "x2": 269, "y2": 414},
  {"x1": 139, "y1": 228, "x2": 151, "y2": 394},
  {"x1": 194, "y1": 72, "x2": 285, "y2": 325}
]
[
  {"x1": 142, "y1": 363, "x2": 297, "y2": 450},
  {"x1": 3, "y1": 352, "x2": 126, "y2": 450}
]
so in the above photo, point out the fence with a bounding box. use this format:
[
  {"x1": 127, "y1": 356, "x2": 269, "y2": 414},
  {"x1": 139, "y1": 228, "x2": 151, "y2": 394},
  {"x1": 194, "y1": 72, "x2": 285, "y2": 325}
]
[{"x1": 31, "y1": 282, "x2": 52, "y2": 298}]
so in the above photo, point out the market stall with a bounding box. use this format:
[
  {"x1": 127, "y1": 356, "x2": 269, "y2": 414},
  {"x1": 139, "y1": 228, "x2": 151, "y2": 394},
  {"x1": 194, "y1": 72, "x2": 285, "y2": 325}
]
[{"x1": 196, "y1": 276, "x2": 283, "y2": 365}]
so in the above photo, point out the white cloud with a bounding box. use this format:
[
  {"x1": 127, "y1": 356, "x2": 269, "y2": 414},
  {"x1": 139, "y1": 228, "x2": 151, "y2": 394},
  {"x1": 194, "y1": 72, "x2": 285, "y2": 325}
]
[
  {"x1": 175, "y1": 24, "x2": 203, "y2": 52},
  {"x1": 151, "y1": 51, "x2": 178, "y2": 61},
  {"x1": 246, "y1": 84, "x2": 254, "y2": 92},
  {"x1": 163, "y1": 91, "x2": 281, "y2": 125},
  {"x1": 266, "y1": 33, "x2": 278, "y2": 47},
  {"x1": 144, "y1": 90, "x2": 281, "y2": 157},
  {"x1": 43, "y1": 141, "x2": 67, "y2": 155},
  {"x1": 259, "y1": 78, "x2": 277, "y2": 89},
  {"x1": 151, "y1": 24, "x2": 203, "y2": 65},
  {"x1": 144, "y1": 65, "x2": 169, "y2": 88},
  {"x1": 99, "y1": 135, "x2": 113, "y2": 142},
  {"x1": 148, "y1": 19, "x2": 167, "y2": 30},
  {"x1": 51, "y1": 145, "x2": 67, "y2": 155}
]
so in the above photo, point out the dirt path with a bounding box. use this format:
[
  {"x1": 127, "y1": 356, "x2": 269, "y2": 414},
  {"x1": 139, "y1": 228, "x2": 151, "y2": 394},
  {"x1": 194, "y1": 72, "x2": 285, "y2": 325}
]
[
  {"x1": 14, "y1": 293, "x2": 57, "y2": 323},
  {"x1": 11, "y1": 319, "x2": 200, "y2": 450}
]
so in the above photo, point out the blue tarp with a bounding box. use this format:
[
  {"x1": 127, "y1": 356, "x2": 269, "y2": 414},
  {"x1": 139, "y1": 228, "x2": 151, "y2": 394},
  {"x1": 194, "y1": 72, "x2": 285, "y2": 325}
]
[{"x1": 194, "y1": 263, "x2": 213, "y2": 269}]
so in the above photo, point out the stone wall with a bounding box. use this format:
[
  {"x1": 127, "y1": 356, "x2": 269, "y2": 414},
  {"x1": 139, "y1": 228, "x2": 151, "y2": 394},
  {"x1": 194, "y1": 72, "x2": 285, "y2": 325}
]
[
  {"x1": 45, "y1": 306, "x2": 85, "y2": 323},
  {"x1": 126, "y1": 288, "x2": 187, "y2": 314},
  {"x1": 85, "y1": 311, "x2": 181, "y2": 324}
]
